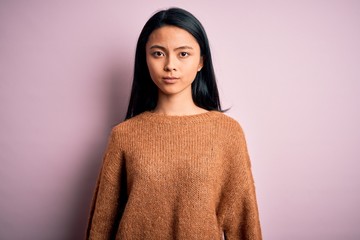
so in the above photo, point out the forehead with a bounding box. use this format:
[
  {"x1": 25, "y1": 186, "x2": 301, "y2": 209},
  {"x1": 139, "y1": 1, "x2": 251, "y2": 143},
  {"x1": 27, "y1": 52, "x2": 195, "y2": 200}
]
[{"x1": 146, "y1": 25, "x2": 199, "y2": 49}]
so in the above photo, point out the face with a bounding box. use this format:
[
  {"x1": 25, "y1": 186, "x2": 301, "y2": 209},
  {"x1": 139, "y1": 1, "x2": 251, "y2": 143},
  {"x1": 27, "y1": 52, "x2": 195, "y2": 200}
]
[{"x1": 146, "y1": 25, "x2": 203, "y2": 98}]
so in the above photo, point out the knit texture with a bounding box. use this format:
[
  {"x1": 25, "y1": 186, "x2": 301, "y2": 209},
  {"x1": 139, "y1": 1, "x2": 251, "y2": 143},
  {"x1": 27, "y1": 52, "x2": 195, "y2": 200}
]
[{"x1": 86, "y1": 111, "x2": 262, "y2": 240}]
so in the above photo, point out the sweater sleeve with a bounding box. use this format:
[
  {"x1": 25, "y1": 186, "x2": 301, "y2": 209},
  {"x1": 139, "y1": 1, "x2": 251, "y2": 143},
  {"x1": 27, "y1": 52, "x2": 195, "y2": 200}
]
[
  {"x1": 86, "y1": 128, "x2": 127, "y2": 240},
  {"x1": 221, "y1": 124, "x2": 262, "y2": 240}
]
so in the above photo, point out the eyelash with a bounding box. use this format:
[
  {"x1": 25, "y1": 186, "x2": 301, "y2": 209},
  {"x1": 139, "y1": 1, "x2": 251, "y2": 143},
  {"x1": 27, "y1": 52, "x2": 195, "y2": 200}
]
[
  {"x1": 152, "y1": 51, "x2": 165, "y2": 57},
  {"x1": 151, "y1": 51, "x2": 190, "y2": 58},
  {"x1": 179, "y1": 52, "x2": 189, "y2": 57}
]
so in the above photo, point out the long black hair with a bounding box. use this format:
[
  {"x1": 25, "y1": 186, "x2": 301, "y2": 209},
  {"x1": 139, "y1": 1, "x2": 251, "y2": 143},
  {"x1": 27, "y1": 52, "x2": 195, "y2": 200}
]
[{"x1": 125, "y1": 7, "x2": 223, "y2": 120}]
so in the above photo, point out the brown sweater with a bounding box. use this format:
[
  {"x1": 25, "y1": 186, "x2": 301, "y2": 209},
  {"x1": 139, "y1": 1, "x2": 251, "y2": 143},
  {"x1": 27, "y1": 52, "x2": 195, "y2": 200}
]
[{"x1": 86, "y1": 111, "x2": 262, "y2": 240}]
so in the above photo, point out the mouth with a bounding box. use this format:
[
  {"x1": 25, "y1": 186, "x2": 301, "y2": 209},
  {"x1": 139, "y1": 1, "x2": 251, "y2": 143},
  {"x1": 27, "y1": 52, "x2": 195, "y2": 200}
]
[{"x1": 162, "y1": 76, "x2": 179, "y2": 83}]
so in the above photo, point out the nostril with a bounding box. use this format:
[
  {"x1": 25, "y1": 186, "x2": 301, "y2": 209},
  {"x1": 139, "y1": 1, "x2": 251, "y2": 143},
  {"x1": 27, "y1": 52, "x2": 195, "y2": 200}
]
[{"x1": 164, "y1": 66, "x2": 176, "y2": 71}]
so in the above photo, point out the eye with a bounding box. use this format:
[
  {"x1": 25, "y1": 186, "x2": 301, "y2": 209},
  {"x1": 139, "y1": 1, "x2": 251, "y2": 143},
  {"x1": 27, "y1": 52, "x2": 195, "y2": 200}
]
[
  {"x1": 152, "y1": 51, "x2": 165, "y2": 58},
  {"x1": 179, "y1": 52, "x2": 189, "y2": 57}
]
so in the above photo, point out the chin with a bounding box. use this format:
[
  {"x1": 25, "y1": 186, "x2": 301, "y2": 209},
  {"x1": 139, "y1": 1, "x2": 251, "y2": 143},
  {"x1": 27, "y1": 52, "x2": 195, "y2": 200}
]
[
  {"x1": 159, "y1": 90, "x2": 181, "y2": 96},
  {"x1": 158, "y1": 87, "x2": 189, "y2": 96}
]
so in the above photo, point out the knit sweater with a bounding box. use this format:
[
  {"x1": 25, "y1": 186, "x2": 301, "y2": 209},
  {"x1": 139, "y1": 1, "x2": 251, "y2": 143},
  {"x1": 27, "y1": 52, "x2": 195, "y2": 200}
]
[{"x1": 86, "y1": 111, "x2": 262, "y2": 240}]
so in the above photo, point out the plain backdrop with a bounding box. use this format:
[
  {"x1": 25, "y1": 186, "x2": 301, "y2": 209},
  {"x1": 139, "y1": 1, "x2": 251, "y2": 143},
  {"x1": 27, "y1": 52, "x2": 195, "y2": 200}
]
[{"x1": 1, "y1": 1, "x2": 359, "y2": 239}]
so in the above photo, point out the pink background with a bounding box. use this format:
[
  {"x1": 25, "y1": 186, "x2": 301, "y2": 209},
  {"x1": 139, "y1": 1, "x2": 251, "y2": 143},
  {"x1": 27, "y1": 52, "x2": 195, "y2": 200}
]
[{"x1": 1, "y1": 1, "x2": 359, "y2": 239}]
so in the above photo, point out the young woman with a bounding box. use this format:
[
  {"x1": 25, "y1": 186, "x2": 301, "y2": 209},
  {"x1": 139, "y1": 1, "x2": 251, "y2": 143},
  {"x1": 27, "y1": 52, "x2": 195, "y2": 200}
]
[{"x1": 86, "y1": 7, "x2": 262, "y2": 240}]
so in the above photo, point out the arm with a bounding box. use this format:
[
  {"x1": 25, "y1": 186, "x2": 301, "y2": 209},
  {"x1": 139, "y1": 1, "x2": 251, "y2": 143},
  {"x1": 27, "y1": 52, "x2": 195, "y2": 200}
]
[
  {"x1": 86, "y1": 128, "x2": 127, "y2": 240},
  {"x1": 221, "y1": 124, "x2": 262, "y2": 240}
]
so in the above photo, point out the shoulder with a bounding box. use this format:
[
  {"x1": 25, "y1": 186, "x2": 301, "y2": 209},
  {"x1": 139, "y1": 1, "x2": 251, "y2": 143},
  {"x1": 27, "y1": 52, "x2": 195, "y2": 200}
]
[
  {"x1": 216, "y1": 114, "x2": 251, "y2": 163},
  {"x1": 107, "y1": 114, "x2": 142, "y2": 139},
  {"x1": 116, "y1": 111, "x2": 150, "y2": 128},
  {"x1": 212, "y1": 112, "x2": 250, "y2": 154},
  {"x1": 216, "y1": 111, "x2": 240, "y2": 125},
  {"x1": 215, "y1": 112, "x2": 245, "y2": 135}
]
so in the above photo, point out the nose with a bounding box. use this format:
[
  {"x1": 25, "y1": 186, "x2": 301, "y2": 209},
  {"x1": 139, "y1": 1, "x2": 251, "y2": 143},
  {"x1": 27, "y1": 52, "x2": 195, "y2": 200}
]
[{"x1": 164, "y1": 55, "x2": 177, "y2": 71}]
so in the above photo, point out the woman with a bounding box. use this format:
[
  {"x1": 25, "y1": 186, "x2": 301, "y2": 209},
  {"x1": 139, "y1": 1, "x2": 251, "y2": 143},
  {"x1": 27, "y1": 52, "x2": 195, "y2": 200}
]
[{"x1": 86, "y1": 7, "x2": 262, "y2": 240}]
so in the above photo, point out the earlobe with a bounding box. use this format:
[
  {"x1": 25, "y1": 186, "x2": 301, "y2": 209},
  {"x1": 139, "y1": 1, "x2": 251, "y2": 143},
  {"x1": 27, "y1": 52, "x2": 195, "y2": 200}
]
[{"x1": 198, "y1": 56, "x2": 204, "y2": 71}]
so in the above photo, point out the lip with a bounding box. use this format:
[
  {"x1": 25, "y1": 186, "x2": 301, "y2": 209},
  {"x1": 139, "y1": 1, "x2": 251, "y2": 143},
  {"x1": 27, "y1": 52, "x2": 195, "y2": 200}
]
[{"x1": 162, "y1": 76, "x2": 179, "y2": 83}]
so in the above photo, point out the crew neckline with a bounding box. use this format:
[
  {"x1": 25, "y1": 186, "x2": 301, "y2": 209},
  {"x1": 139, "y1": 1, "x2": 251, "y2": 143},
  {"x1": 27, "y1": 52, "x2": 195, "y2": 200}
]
[{"x1": 139, "y1": 110, "x2": 222, "y2": 124}]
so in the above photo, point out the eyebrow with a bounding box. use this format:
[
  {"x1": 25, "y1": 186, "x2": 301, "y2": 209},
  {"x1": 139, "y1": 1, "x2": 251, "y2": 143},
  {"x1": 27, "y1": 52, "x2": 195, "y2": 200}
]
[{"x1": 149, "y1": 45, "x2": 194, "y2": 51}]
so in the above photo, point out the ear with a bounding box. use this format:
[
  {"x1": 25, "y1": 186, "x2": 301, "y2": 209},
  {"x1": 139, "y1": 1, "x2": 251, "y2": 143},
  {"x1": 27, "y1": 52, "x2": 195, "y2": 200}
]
[{"x1": 198, "y1": 56, "x2": 204, "y2": 72}]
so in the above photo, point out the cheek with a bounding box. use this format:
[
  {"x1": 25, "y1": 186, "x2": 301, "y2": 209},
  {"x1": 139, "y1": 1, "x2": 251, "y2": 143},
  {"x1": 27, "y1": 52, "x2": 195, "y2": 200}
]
[
  {"x1": 147, "y1": 58, "x2": 160, "y2": 73},
  {"x1": 146, "y1": 59, "x2": 161, "y2": 83},
  {"x1": 186, "y1": 60, "x2": 201, "y2": 75},
  {"x1": 146, "y1": 58, "x2": 155, "y2": 74},
  {"x1": 146, "y1": 56, "x2": 152, "y2": 71}
]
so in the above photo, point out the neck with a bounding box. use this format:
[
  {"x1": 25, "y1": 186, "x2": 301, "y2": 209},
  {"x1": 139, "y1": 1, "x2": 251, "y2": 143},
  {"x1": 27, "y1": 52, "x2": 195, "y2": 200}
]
[{"x1": 154, "y1": 91, "x2": 207, "y2": 116}]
